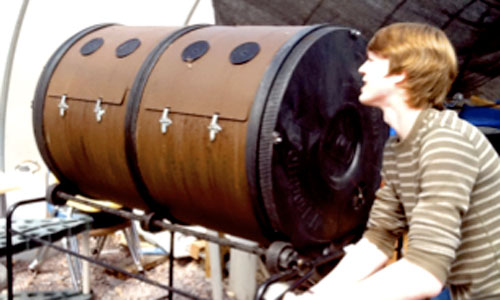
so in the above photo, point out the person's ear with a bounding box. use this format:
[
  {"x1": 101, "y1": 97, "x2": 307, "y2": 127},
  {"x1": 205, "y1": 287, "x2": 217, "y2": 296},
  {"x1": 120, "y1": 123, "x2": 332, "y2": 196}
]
[{"x1": 392, "y1": 71, "x2": 407, "y2": 85}]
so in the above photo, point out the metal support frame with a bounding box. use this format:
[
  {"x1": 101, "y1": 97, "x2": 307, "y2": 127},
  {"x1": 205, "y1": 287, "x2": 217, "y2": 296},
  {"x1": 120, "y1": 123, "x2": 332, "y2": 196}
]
[
  {"x1": 169, "y1": 231, "x2": 175, "y2": 300},
  {"x1": 4, "y1": 197, "x2": 203, "y2": 300},
  {"x1": 55, "y1": 191, "x2": 267, "y2": 257},
  {"x1": 6, "y1": 197, "x2": 45, "y2": 300},
  {"x1": 5, "y1": 189, "x2": 346, "y2": 299}
]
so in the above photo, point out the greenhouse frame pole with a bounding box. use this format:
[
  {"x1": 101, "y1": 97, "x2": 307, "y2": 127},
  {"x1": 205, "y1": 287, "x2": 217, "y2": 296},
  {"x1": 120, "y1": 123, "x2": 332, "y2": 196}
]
[{"x1": 0, "y1": 0, "x2": 30, "y2": 216}]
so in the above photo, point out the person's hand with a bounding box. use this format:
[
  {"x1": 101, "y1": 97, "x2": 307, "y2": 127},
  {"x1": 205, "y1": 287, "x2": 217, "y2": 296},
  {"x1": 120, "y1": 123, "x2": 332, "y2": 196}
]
[
  {"x1": 282, "y1": 290, "x2": 316, "y2": 300},
  {"x1": 281, "y1": 291, "x2": 299, "y2": 300},
  {"x1": 262, "y1": 282, "x2": 316, "y2": 299}
]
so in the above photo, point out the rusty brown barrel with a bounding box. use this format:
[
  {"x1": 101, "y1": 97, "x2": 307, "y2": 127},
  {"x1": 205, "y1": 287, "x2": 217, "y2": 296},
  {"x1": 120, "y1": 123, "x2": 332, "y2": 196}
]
[
  {"x1": 34, "y1": 24, "x2": 388, "y2": 249},
  {"x1": 32, "y1": 24, "x2": 197, "y2": 210}
]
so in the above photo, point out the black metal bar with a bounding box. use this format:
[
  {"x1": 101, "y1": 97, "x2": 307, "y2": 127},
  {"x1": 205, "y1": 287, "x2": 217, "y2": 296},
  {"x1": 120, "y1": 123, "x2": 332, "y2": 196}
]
[
  {"x1": 286, "y1": 268, "x2": 315, "y2": 295},
  {"x1": 13, "y1": 229, "x2": 206, "y2": 300},
  {"x1": 5, "y1": 197, "x2": 45, "y2": 300},
  {"x1": 304, "y1": 248, "x2": 344, "y2": 269},
  {"x1": 169, "y1": 231, "x2": 174, "y2": 300},
  {"x1": 255, "y1": 248, "x2": 345, "y2": 300},
  {"x1": 57, "y1": 192, "x2": 267, "y2": 256},
  {"x1": 255, "y1": 268, "x2": 298, "y2": 300}
]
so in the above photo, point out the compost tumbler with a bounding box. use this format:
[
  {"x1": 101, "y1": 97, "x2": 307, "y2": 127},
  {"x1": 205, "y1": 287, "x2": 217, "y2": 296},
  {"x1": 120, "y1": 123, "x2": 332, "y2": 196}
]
[{"x1": 33, "y1": 24, "x2": 388, "y2": 249}]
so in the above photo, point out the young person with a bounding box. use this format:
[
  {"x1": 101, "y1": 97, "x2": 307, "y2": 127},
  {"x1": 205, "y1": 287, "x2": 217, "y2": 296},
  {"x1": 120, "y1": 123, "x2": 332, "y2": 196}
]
[{"x1": 284, "y1": 22, "x2": 500, "y2": 300}]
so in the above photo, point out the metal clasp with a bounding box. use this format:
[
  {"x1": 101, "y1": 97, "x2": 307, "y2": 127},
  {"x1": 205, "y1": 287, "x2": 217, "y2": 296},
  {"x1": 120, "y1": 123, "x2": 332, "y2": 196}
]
[
  {"x1": 208, "y1": 113, "x2": 222, "y2": 142},
  {"x1": 58, "y1": 94, "x2": 69, "y2": 116},
  {"x1": 272, "y1": 131, "x2": 282, "y2": 144},
  {"x1": 349, "y1": 29, "x2": 361, "y2": 38},
  {"x1": 94, "y1": 98, "x2": 105, "y2": 123},
  {"x1": 352, "y1": 186, "x2": 365, "y2": 211},
  {"x1": 159, "y1": 108, "x2": 173, "y2": 134}
]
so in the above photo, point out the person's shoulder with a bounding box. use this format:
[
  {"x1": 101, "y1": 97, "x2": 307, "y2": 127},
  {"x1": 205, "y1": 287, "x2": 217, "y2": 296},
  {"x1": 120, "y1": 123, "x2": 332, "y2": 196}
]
[
  {"x1": 424, "y1": 108, "x2": 456, "y2": 126},
  {"x1": 422, "y1": 108, "x2": 470, "y2": 135},
  {"x1": 420, "y1": 108, "x2": 479, "y2": 151}
]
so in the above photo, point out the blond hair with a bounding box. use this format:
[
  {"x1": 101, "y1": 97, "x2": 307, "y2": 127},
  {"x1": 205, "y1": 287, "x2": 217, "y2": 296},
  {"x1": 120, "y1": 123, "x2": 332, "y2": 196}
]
[{"x1": 367, "y1": 22, "x2": 458, "y2": 109}]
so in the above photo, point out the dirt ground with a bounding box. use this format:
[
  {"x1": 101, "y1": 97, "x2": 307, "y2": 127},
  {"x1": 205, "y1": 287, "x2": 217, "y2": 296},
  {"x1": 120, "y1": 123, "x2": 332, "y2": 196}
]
[{"x1": 8, "y1": 234, "x2": 239, "y2": 300}]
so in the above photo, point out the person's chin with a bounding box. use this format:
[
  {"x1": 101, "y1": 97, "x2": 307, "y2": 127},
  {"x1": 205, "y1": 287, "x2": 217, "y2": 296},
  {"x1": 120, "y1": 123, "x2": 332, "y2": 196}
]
[
  {"x1": 358, "y1": 94, "x2": 372, "y2": 105},
  {"x1": 359, "y1": 97, "x2": 381, "y2": 109}
]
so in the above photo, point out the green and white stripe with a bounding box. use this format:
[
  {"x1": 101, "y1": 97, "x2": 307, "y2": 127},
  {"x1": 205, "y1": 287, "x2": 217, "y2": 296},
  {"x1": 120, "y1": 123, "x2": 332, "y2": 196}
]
[{"x1": 364, "y1": 108, "x2": 500, "y2": 299}]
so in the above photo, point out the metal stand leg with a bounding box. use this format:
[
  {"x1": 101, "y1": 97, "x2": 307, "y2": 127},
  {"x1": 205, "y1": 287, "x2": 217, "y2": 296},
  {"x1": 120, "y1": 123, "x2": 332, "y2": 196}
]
[
  {"x1": 168, "y1": 231, "x2": 175, "y2": 300},
  {"x1": 28, "y1": 245, "x2": 50, "y2": 272},
  {"x1": 130, "y1": 221, "x2": 143, "y2": 261},
  {"x1": 64, "y1": 236, "x2": 82, "y2": 290},
  {"x1": 61, "y1": 207, "x2": 85, "y2": 290},
  {"x1": 93, "y1": 236, "x2": 107, "y2": 259},
  {"x1": 6, "y1": 210, "x2": 14, "y2": 300},
  {"x1": 68, "y1": 236, "x2": 82, "y2": 268},
  {"x1": 123, "y1": 225, "x2": 143, "y2": 272},
  {"x1": 81, "y1": 230, "x2": 90, "y2": 294},
  {"x1": 28, "y1": 204, "x2": 59, "y2": 272}
]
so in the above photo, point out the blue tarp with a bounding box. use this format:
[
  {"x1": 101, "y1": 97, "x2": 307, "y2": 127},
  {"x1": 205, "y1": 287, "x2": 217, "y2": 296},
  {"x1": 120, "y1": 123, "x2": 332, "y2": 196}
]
[
  {"x1": 387, "y1": 101, "x2": 500, "y2": 137},
  {"x1": 459, "y1": 100, "x2": 500, "y2": 129}
]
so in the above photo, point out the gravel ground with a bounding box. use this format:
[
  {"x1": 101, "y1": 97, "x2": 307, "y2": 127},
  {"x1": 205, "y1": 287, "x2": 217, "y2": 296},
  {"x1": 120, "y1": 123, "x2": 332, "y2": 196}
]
[{"x1": 8, "y1": 234, "x2": 238, "y2": 300}]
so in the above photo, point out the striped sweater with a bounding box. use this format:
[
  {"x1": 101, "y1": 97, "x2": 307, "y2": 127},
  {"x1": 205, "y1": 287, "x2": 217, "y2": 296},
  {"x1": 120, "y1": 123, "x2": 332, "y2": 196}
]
[{"x1": 363, "y1": 108, "x2": 500, "y2": 299}]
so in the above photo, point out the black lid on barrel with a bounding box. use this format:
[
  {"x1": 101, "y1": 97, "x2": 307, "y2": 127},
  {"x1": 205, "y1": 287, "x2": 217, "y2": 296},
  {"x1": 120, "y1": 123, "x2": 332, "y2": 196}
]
[{"x1": 248, "y1": 26, "x2": 388, "y2": 250}]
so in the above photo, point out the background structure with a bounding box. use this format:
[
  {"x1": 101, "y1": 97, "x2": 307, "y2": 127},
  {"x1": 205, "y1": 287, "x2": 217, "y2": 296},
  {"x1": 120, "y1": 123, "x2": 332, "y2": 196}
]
[
  {"x1": 0, "y1": 0, "x2": 214, "y2": 215},
  {"x1": 212, "y1": 0, "x2": 500, "y2": 100}
]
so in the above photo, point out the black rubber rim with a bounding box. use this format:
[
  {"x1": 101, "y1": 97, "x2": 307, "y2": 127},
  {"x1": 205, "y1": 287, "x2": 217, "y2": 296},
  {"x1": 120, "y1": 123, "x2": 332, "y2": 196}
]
[
  {"x1": 257, "y1": 26, "x2": 386, "y2": 248},
  {"x1": 259, "y1": 26, "x2": 344, "y2": 236},
  {"x1": 257, "y1": 26, "x2": 374, "y2": 246},
  {"x1": 124, "y1": 24, "x2": 209, "y2": 220},
  {"x1": 32, "y1": 23, "x2": 116, "y2": 190},
  {"x1": 245, "y1": 24, "x2": 329, "y2": 240}
]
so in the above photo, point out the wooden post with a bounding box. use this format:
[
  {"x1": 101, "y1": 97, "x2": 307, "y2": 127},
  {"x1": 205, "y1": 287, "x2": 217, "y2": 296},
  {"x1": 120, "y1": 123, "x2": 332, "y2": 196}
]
[
  {"x1": 229, "y1": 237, "x2": 257, "y2": 300},
  {"x1": 208, "y1": 231, "x2": 223, "y2": 300}
]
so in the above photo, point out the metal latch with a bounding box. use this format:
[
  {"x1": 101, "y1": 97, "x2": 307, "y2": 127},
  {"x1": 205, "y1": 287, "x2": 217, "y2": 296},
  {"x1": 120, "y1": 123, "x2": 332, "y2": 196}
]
[
  {"x1": 349, "y1": 29, "x2": 361, "y2": 37},
  {"x1": 272, "y1": 131, "x2": 282, "y2": 144},
  {"x1": 352, "y1": 186, "x2": 365, "y2": 210},
  {"x1": 208, "y1": 113, "x2": 222, "y2": 142},
  {"x1": 159, "y1": 108, "x2": 173, "y2": 134},
  {"x1": 58, "y1": 94, "x2": 69, "y2": 116},
  {"x1": 94, "y1": 98, "x2": 105, "y2": 123}
]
